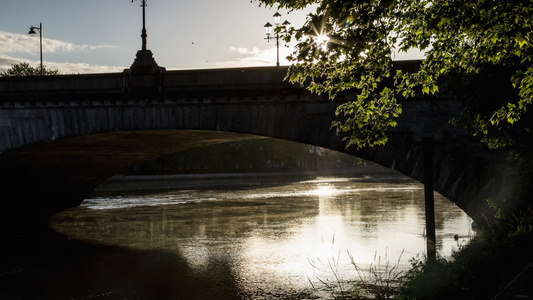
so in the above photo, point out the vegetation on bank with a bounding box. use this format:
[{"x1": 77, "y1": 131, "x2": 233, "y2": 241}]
[
  {"x1": 398, "y1": 211, "x2": 533, "y2": 300},
  {"x1": 124, "y1": 138, "x2": 368, "y2": 175},
  {"x1": 315, "y1": 205, "x2": 533, "y2": 300}
]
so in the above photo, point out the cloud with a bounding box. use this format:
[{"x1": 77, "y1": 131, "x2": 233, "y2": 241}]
[
  {"x1": 0, "y1": 30, "x2": 115, "y2": 55},
  {"x1": 0, "y1": 56, "x2": 23, "y2": 70},
  {"x1": 45, "y1": 61, "x2": 124, "y2": 74},
  {"x1": 0, "y1": 55, "x2": 123, "y2": 74},
  {"x1": 229, "y1": 46, "x2": 261, "y2": 55},
  {"x1": 217, "y1": 46, "x2": 292, "y2": 68},
  {"x1": 0, "y1": 30, "x2": 121, "y2": 74}
]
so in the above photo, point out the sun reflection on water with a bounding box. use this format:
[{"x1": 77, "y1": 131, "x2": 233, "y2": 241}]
[
  {"x1": 314, "y1": 184, "x2": 335, "y2": 197},
  {"x1": 52, "y1": 175, "x2": 474, "y2": 298}
]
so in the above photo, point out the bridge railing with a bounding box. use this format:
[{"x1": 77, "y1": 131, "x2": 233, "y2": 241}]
[
  {"x1": 0, "y1": 72, "x2": 127, "y2": 102},
  {"x1": 0, "y1": 66, "x2": 299, "y2": 102}
]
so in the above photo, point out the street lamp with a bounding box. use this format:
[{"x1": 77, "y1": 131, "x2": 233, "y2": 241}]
[
  {"x1": 28, "y1": 23, "x2": 43, "y2": 76},
  {"x1": 132, "y1": 0, "x2": 148, "y2": 52},
  {"x1": 264, "y1": 12, "x2": 290, "y2": 67},
  {"x1": 128, "y1": 0, "x2": 165, "y2": 74}
]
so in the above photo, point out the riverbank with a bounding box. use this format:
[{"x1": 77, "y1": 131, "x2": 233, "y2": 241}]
[
  {"x1": 396, "y1": 216, "x2": 533, "y2": 300},
  {"x1": 109, "y1": 164, "x2": 395, "y2": 181},
  {"x1": 93, "y1": 164, "x2": 399, "y2": 193},
  {"x1": 493, "y1": 262, "x2": 533, "y2": 299}
]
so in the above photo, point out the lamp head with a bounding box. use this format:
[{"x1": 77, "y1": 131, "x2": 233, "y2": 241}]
[
  {"x1": 282, "y1": 20, "x2": 291, "y2": 30},
  {"x1": 273, "y1": 12, "x2": 282, "y2": 26},
  {"x1": 264, "y1": 22, "x2": 273, "y2": 36},
  {"x1": 28, "y1": 27, "x2": 37, "y2": 37}
]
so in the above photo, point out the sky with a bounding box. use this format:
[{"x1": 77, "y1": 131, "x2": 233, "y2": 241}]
[
  {"x1": 0, "y1": 0, "x2": 314, "y2": 74},
  {"x1": 0, "y1": 0, "x2": 421, "y2": 74}
]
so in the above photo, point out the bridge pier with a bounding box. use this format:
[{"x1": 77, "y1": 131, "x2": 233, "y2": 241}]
[{"x1": 423, "y1": 137, "x2": 437, "y2": 263}]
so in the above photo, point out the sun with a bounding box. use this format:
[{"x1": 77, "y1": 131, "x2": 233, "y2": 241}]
[{"x1": 313, "y1": 34, "x2": 331, "y2": 51}]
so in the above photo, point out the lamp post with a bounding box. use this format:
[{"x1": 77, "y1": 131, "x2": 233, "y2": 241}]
[
  {"x1": 28, "y1": 23, "x2": 43, "y2": 76},
  {"x1": 264, "y1": 12, "x2": 290, "y2": 67},
  {"x1": 132, "y1": 0, "x2": 148, "y2": 52},
  {"x1": 128, "y1": 0, "x2": 165, "y2": 74}
]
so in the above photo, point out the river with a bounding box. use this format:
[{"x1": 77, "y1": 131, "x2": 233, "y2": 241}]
[{"x1": 1, "y1": 171, "x2": 474, "y2": 299}]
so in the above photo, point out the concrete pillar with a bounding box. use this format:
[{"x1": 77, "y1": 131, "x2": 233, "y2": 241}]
[{"x1": 423, "y1": 137, "x2": 437, "y2": 263}]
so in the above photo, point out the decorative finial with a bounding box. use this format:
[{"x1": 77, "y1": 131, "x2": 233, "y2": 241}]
[
  {"x1": 131, "y1": 0, "x2": 148, "y2": 51},
  {"x1": 126, "y1": 0, "x2": 165, "y2": 74}
]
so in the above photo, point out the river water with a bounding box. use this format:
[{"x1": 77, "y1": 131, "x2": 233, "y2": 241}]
[{"x1": 4, "y1": 172, "x2": 473, "y2": 299}]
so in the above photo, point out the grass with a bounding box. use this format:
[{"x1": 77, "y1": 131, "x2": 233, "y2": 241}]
[
  {"x1": 350, "y1": 249, "x2": 405, "y2": 300},
  {"x1": 308, "y1": 248, "x2": 406, "y2": 300},
  {"x1": 307, "y1": 248, "x2": 356, "y2": 299}
]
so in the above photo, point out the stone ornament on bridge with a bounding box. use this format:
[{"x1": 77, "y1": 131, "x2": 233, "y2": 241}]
[{"x1": 125, "y1": 0, "x2": 166, "y2": 75}]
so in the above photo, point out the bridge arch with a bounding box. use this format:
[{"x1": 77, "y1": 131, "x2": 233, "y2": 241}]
[{"x1": 0, "y1": 65, "x2": 524, "y2": 228}]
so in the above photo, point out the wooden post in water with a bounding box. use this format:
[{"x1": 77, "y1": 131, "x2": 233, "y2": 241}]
[{"x1": 423, "y1": 137, "x2": 437, "y2": 263}]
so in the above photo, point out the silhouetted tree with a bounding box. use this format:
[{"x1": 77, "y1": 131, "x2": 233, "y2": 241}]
[{"x1": 0, "y1": 62, "x2": 59, "y2": 77}]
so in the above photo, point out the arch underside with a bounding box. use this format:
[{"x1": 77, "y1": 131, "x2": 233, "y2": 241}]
[
  {"x1": 0, "y1": 127, "x2": 520, "y2": 230},
  {"x1": 0, "y1": 130, "x2": 264, "y2": 218}
]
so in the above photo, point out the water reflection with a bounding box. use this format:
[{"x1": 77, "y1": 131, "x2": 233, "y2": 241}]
[{"x1": 49, "y1": 175, "x2": 473, "y2": 298}]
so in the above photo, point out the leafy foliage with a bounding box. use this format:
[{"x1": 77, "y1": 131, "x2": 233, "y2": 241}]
[
  {"x1": 0, "y1": 62, "x2": 60, "y2": 77},
  {"x1": 255, "y1": 0, "x2": 533, "y2": 159}
]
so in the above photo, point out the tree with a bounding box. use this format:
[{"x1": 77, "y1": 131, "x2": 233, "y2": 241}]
[
  {"x1": 255, "y1": 0, "x2": 533, "y2": 162},
  {"x1": 0, "y1": 62, "x2": 60, "y2": 77}
]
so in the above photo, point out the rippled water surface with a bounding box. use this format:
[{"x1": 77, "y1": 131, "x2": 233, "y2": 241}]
[{"x1": 48, "y1": 174, "x2": 473, "y2": 299}]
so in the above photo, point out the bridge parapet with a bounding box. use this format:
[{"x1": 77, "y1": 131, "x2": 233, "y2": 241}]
[{"x1": 0, "y1": 67, "x2": 296, "y2": 102}]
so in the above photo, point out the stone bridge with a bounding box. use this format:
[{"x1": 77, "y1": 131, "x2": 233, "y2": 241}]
[{"x1": 0, "y1": 62, "x2": 523, "y2": 230}]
